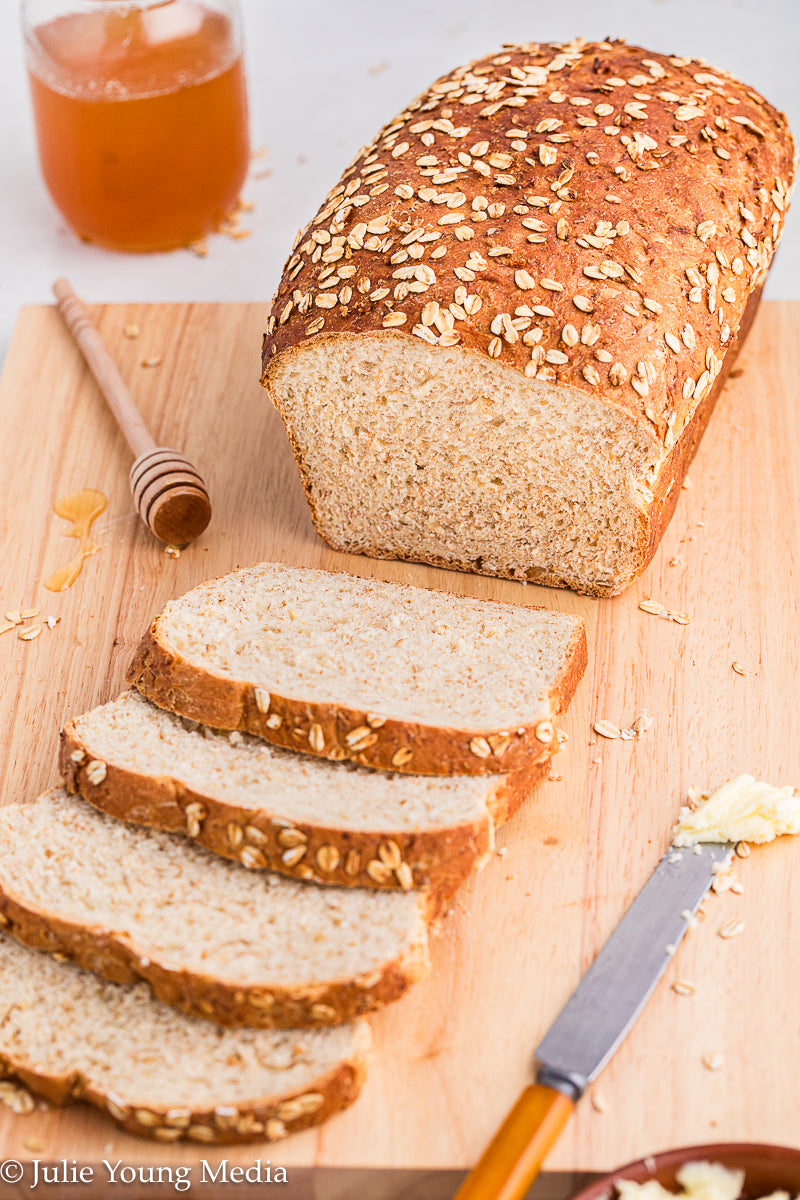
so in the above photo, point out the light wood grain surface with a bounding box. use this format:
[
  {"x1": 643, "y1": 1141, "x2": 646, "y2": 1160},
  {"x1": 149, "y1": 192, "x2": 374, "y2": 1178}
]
[{"x1": 0, "y1": 301, "x2": 798, "y2": 1174}]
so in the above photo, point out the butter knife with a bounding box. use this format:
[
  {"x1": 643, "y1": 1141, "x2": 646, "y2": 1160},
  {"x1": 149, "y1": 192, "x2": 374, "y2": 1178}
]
[{"x1": 453, "y1": 840, "x2": 733, "y2": 1200}]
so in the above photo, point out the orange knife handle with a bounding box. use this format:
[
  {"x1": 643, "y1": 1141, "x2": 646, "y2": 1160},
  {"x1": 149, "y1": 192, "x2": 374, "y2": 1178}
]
[{"x1": 452, "y1": 1084, "x2": 574, "y2": 1200}]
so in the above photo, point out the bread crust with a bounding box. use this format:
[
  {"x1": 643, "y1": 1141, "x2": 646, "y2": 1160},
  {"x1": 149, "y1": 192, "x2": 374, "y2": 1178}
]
[
  {"x1": 60, "y1": 723, "x2": 551, "y2": 895},
  {"x1": 260, "y1": 39, "x2": 795, "y2": 595},
  {"x1": 639, "y1": 282, "x2": 763, "y2": 576},
  {"x1": 0, "y1": 1017, "x2": 369, "y2": 1144},
  {"x1": 126, "y1": 605, "x2": 586, "y2": 778},
  {"x1": 0, "y1": 880, "x2": 428, "y2": 1032}
]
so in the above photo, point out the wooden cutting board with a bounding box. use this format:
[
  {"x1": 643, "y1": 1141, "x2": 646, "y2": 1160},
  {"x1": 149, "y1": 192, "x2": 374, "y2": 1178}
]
[{"x1": 0, "y1": 300, "x2": 798, "y2": 1174}]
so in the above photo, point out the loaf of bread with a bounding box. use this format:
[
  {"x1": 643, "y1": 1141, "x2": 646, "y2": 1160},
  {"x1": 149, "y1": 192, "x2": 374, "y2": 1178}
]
[
  {"x1": 261, "y1": 39, "x2": 795, "y2": 595},
  {"x1": 0, "y1": 789, "x2": 429, "y2": 1028},
  {"x1": 0, "y1": 932, "x2": 369, "y2": 1143},
  {"x1": 62, "y1": 690, "x2": 549, "y2": 894},
  {"x1": 128, "y1": 561, "x2": 586, "y2": 775}
]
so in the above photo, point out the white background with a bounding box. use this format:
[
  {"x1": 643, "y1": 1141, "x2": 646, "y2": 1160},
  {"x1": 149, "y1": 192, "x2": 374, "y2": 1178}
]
[{"x1": 0, "y1": 0, "x2": 797, "y2": 365}]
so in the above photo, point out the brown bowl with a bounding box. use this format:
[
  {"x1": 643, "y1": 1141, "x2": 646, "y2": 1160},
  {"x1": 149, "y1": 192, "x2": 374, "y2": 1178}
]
[{"x1": 573, "y1": 1145, "x2": 800, "y2": 1200}]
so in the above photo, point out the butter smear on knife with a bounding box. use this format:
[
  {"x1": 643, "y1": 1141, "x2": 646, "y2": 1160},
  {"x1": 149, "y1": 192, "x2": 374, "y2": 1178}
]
[{"x1": 673, "y1": 774, "x2": 800, "y2": 847}]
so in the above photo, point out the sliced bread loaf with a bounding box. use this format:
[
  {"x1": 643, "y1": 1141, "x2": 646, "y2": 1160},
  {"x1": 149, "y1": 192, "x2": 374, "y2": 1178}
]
[
  {"x1": 128, "y1": 561, "x2": 586, "y2": 775},
  {"x1": 62, "y1": 691, "x2": 549, "y2": 893},
  {"x1": 0, "y1": 932, "x2": 369, "y2": 1143},
  {"x1": 261, "y1": 41, "x2": 794, "y2": 597},
  {"x1": 0, "y1": 790, "x2": 429, "y2": 1028}
]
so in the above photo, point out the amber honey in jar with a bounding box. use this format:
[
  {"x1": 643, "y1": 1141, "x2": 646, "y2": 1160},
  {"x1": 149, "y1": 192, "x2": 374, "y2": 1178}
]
[{"x1": 22, "y1": 0, "x2": 250, "y2": 252}]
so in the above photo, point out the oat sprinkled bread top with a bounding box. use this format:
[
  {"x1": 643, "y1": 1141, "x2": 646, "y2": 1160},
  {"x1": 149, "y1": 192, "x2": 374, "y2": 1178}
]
[
  {"x1": 261, "y1": 39, "x2": 795, "y2": 595},
  {"x1": 264, "y1": 38, "x2": 794, "y2": 437}
]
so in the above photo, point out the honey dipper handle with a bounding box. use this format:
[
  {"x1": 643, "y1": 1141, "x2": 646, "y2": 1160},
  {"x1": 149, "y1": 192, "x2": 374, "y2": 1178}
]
[
  {"x1": 53, "y1": 278, "x2": 156, "y2": 460},
  {"x1": 53, "y1": 278, "x2": 212, "y2": 546}
]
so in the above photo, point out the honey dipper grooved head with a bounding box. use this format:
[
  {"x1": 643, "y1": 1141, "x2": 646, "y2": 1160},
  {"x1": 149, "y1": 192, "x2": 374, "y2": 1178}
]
[{"x1": 129, "y1": 448, "x2": 212, "y2": 547}]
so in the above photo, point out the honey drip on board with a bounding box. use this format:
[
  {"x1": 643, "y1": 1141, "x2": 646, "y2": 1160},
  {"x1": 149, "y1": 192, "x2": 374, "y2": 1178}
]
[{"x1": 44, "y1": 489, "x2": 107, "y2": 593}]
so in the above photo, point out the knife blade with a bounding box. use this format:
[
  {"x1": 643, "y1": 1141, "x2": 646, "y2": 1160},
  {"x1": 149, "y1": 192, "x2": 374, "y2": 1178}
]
[
  {"x1": 536, "y1": 839, "x2": 733, "y2": 1097},
  {"x1": 453, "y1": 839, "x2": 734, "y2": 1200}
]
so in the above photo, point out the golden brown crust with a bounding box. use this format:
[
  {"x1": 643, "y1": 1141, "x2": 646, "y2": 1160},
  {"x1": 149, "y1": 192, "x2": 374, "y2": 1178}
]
[
  {"x1": 260, "y1": 38, "x2": 795, "y2": 594},
  {"x1": 60, "y1": 726, "x2": 551, "y2": 896},
  {"x1": 126, "y1": 616, "x2": 586, "y2": 777},
  {"x1": 0, "y1": 887, "x2": 427, "y2": 1031},
  {"x1": 0, "y1": 1034, "x2": 368, "y2": 1144}
]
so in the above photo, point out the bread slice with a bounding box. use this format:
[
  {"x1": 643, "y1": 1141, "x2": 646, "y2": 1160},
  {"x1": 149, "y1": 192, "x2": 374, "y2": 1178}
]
[
  {"x1": 0, "y1": 932, "x2": 369, "y2": 1143},
  {"x1": 62, "y1": 691, "x2": 549, "y2": 894},
  {"x1": 128, "y1": 561, "x2": 586, "y2": 775},
  {"x1": 0, "y1": 789, "x2": 429, "y2": 1028}
]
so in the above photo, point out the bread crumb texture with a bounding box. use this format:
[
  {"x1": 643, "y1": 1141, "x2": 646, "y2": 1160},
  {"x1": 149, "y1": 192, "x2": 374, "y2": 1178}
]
[
  {"x1": 0, "y1": 931, "x2": 370, "y2": 1140},
  {"x1": 262, "y1": 39, "x2": 795, "y2": 595},
  {"x1": 0, "y1": 789, "x2": 428, "y2": 1006},
  {"x1": 71, "y1": 691, "x2": 490, "y2": 831},
  {"x1": 143, "y1": 562, "x2": 582, "y2": 729}
]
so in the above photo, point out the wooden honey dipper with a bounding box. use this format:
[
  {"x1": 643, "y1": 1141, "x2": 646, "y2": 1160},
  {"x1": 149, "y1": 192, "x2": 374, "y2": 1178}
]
[{"x1": 53, "y1": 279, "x2": 212, "y2": 547}]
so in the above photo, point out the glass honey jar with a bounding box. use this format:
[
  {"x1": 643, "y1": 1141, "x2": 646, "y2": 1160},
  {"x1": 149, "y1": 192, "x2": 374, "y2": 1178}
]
[{"x1": 22, "y1": 0, "x2": 250, "y2": 252}]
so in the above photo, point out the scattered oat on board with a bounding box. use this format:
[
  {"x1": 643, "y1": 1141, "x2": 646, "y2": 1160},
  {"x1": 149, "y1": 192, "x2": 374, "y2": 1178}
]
[
  {"x1": 593, "y1": 719, "x2": 620, "y2": 739},
  {"x1": 672, "y1": 980, "x2": 695, "y2": 996},
  {"x1": 711, "y1": 867, "x2": 737, "y2": 894},
  {"x1": 639, "y1": 598, "x2": 691, "y2": 623},
  {"x1": 703, "y1": 1052, "x2": 725, "y2": 1072},
  {"x1": 732, "y1": 661, "x2": 746, "y2": 676},
  {"x1": 141, "y1": 355, "x2": 163, "y2": 368},
  {"x1": 718, "y1": 919, "x2": 745, "y2": 939},
  {"x1": 590, "y1": 1090, "x2": 608, "y2": 1114},
  {"x1": 164, "y1": 545, "x2": 181, "y2": 559},
  {"x1": 123, "y1": 323, "x2": 140, "y2": 339},
  {"x1": 0, "y1": 1082, "x2": 36, "y2": 1114}
]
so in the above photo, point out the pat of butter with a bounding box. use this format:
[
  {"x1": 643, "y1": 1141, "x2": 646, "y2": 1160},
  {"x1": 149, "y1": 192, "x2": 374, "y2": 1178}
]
[
  {"x1": 676, "y1": 1163, "x2": 745, "y2": 1200},
  {"x1": 616, "y1": 1163, "x2": 746, "y2": 1200},
  {"x1": 673, "y1": 774, "x2": 800, "y2": 847}
]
